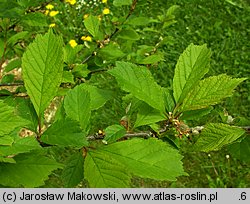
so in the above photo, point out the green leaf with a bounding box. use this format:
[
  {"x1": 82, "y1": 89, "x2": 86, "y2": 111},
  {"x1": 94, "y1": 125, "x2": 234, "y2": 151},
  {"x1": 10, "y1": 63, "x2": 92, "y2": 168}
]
[
  {"x1": 22, "y1": 30, "x2": 64, "y2": 118},
  {"x1": 0, "y1": 100, "x2": 29, "y2": 136},
  {"x1": 117, "y1": 29, "x2": 140, "y2": 40},
  {"x1": 4, "y1": 58, "x2": 21, "y2": 72},
  {"x1": 62, "y1": 71, "x2": 74, "y2": 84},
  {"x1": 109, "y1": 61, "x2": 165, "y2": 113},
  {"x1": 0, "y1": 0, "x2": 23, "y2": 18},
  {"x1": 179, "y1": 75, "x2": 246, "y2": 112},
  {"x1": 180, "y1": 107, "x2": 213, "y2": 120},
  {"x1": 72, "y1": 64, "x2": 90, "y2": 78},
  {"x1": 63, "y1": 44, "x2": 84, "y2": 64},
  {"x1": 134, "y1": 103, "x2": 166, "y2": 128},
  {"x1": 85, "y1": 150, "x2": 131, "y2": 187},
  {"x1": 138, "y1": 54, "x2": 164, "y2": 65},
  {"x1": 41, "y1": 119, "x2": 88, "y2": 148},
  {"x1": 0, "y1": 136, "x2": 14, "y2": 146},
  {"x1": 7, "y1": 31, "x2": 29, "y2": 46},
  {"x1": 21, "y1": 12, "x2": 48, "y2": 27},
  {"x1": 64, "y1": 85, "x2": 91, "y2": 131},
  {"x1": 163, "y1": 88, "x2": 175, "y2": 113},
  {"x1": 62, "y1": 152, "x2": 84, "y2": 187},
  {"x1": 4, "y1": 97, "x2": 38, "y2": 132},
  {"x1": 84, "y1": 15, "x2": 100, "y2": 38},
  {"x1": 0, "y1": 152, "x2": 63, "y2": 187},
  {"x1": 113, "y1": 0, "x2": 132, "y2": 7},
  {"x1": 173, "y1": 43, "x2": 211, "y2": 104},
  {"x1": 0, "y1": 136, "x2": 41, "y2": 157},
  {"x1": 127, "y1": 17, "x2": 151, "y2": 26},
  {"x1": 228, "y1": 136, "x2": 250, "y2": 163},
  {"x1": 101, "y1": 138, "x2": 187, "y2": 181},
  {"x1": 194, "y1": 123, "x2": 246, "y2": 152},
  {"x1": 80, "y1": 84, "x2": 113, "y2": 110},
  {"x1": 99, "y1": 44, "x2": 125, "y2": 60},
  {"x1": 103, "y1": 124, "x2": 126, "y2": 143},
  {"x1": 0, "y1": 157, "x2": 15, "y2": 163}
]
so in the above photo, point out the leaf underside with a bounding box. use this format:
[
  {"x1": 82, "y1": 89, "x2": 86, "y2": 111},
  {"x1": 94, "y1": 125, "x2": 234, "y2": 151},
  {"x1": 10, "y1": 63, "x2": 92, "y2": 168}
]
[{"x1": 194, "y1": 123, "x2": 246, "y2": 152}]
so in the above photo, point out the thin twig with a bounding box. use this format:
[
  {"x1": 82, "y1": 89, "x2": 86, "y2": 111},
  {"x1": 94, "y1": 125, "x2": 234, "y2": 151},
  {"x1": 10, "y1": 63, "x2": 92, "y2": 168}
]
[{"x1": 0, "y1": 82, "x2": 24, "y2": 87}]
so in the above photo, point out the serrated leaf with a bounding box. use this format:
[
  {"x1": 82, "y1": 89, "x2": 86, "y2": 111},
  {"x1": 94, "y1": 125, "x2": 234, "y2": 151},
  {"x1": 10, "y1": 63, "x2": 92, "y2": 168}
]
[
  {"x1": 173, "y1": 43, "x2": 211, "y2": 104},
  {"x1": 134, "y1": 103, "x2": 166, "y2": 128},
  {"x1": 80, "y1": 84, "x2": 113, "y2": 110},
  {"x1": 179, "y1": 75, "x2": 246, "y2": 112},
  {"x1": 109, "y1": 61, "x2": 165, "y2": 113},
  {"x1": 84, "y1": 15, "x2": 100, "y2": 38},
  {"x1": 101, "y1": 138, "x2": 187, "y2": 181},
  {"x1": 0, "y1": 152, "x2": 63, "y2": 187},
  {"x1": 0, "y1": 136, "x2": 41, "y2": 157},
  {"x1": 0, "y1": 100, "x2": 29, "y2": 136},
  {"x1": 113, "y1": 0, "x2": 132, "y2": 6},
  {"x1": 194, "y1": 123, "x2": 246, "y2": 152},
  {"x1": 228, "y1": 136, "x2": 250, "y2": 162},
  {"x1": 62, "y1": 152, "x2": 84, "y2": 187},
  {"x1": 104, "y1": 124, "x2": 126, "y2": 143},
  {"x1": 22, "y1": 30, "x2": 64, "y2": 118},
  {"x1": 41, "y1": 119, "x2": 88, "y2": 148},
  {"x1": 64, "y1": 85, "x2": 91, "y2": 131},
  {"x1": 85, "y1": 150, "x2": 131, "y2": 187},
  {"x1": 117, "y1": 29, "x2": 140, "y2": 40}
]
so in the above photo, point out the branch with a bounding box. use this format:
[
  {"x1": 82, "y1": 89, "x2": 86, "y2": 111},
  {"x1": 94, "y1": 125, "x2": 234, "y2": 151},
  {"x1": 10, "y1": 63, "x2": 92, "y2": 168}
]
[{"x1": 0, "y1": 82, "x2": 24, "y2": 87}]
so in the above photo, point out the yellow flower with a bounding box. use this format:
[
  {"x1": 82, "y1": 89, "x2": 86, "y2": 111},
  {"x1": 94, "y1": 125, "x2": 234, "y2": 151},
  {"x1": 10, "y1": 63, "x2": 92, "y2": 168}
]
[
  {"x1": 49, "y1": 10, "x2": 59, "y2": 17},
  {"x1": 69, "y1": 40, "x2": 78, "y2": 48},
  {"x1": 46, "y1": 4, "x2": 54, "y2": 10},
  {"x1": 102, "y1": 8, "x2": 110, "y2": 15},
  {"x1": 83, "y1": 14, "x2": 89, "y2": 19},
  {"x1": 49, "y1": 23, "x2": 56, "y2": 28},
  {"x1": 45, "y1": 10, "x2": 49, "y2": 15},
  {"x1": 102, "y1": 0, "x2": 107, "y2": 3},
  {"x1": 65, "y1": 0, "x2": 76, "y2": 5},
  {"x1": 81, "y1": 36, "x2": 92, "y2": 42}
]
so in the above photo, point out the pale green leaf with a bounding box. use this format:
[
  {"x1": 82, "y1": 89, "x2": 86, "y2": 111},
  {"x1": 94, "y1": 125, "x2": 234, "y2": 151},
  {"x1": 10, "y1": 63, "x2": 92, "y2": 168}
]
[
  {"x1": 109, "y1": 61, "x2": 165, "y2": 112},
  {"x1": 104, "y1": 124, "x2": 126, "y2": 143},
  {"x1": 101, "y1": 138, "x2": 187, "y2": 181},
  {"x1": 163, "y1": 88, "x2": 175, "y2": 113},
  {"x1": 22, "y1": 30, "x2": 64, "y2": 117},
  {"x1": 7, "y1": 31, "x2": 29, "y2": 46},
  {"x1": 84, "y1": 15, "x2": 100, "y2": 38},
  {"x1": 62, "y1": 71, "x2": 74, "y2": 84},
  {"x1": 113, "y1": 0, "x2": 132, "y2": 6},
  {"x1": 194, "y1": 123, "x2": 246, "y2": 152},
  {"x1": 179, "y1": 75, "x2": 246, "y2": 112},
  {"x1": 80, "y1": 84, "x2": 113, "y2": 110},
  {"x1": 180, "y1": 107, "x2": 213, "y2": 120},
  {"x1": 0, "y1": 100, "x2": 29, "y2": 136},
  {"x1": 134, "y1": 103, "x2": 166, "y2": 128},
  {"x1": 64, "y1": 85, "x2": 91, "y2": 131},
  {"x1": 228, "y1": 136, "x2": 250, "y2": 162},
  {"x1": 41, "y1": 119, "x2": 88, "y2": 148},
  {"x1": 127, "y1": 17, "x2": 151, "y2": 26},
  {"x1": 62, "y1": 152, "x2": 84, "y2": 187},
  {"x1": 173, "y1": 43, "x2": 211, "y2": 104},
  {"x1": 0, "y1": 153, "x2": 63, "y2": 187},
  {"x1": 0, "y1": 157, "x2": 15, "y2": 163},
  {"x1": 0, "y1": 136, "x2": 41, "y2": 157},
  {"x1": 85, "y1": 150, "x2": 131, "y2": 187}
]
